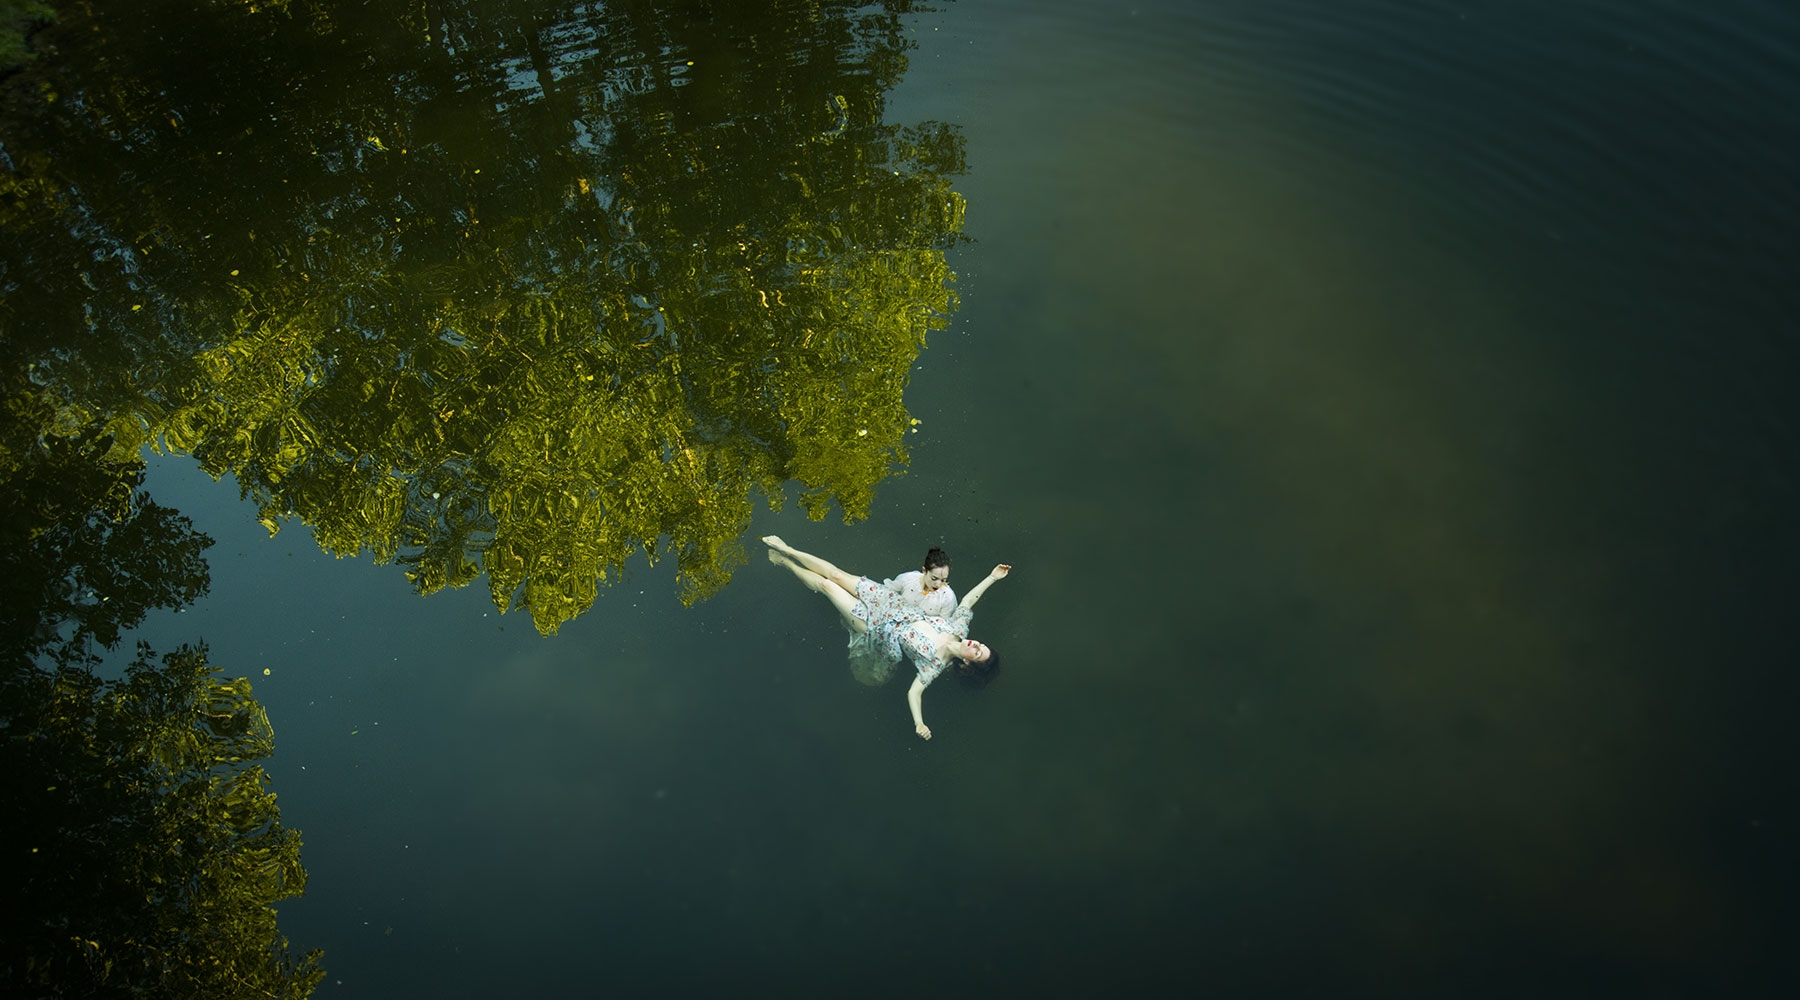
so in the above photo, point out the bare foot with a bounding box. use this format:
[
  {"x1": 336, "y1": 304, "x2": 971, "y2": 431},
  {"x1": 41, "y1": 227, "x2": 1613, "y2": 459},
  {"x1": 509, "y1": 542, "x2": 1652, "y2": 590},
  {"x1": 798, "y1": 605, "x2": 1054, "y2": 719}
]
[
  {"x1": 761, "y1": 535, "x2": 787, "y2": 552},
  {"x1": 767, "y1": 548, "x2": 785, "y2": 566}
]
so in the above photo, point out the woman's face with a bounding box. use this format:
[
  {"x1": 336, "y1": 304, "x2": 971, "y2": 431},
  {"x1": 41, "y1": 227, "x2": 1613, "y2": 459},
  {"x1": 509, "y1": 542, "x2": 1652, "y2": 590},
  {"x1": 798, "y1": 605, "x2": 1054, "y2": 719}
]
[
  {"x1": 922, "y1": 565, "x2": 950, "y2": 593},
  {"x1": 957, "y1": 639, "x2": 990, "y2": 663}
]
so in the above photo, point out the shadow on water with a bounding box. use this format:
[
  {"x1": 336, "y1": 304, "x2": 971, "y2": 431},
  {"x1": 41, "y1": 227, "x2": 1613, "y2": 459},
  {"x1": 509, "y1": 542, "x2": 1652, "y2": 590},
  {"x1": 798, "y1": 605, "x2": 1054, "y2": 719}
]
[{"x1": 1, "y1": 0, "x2": 966, "y2": 634}]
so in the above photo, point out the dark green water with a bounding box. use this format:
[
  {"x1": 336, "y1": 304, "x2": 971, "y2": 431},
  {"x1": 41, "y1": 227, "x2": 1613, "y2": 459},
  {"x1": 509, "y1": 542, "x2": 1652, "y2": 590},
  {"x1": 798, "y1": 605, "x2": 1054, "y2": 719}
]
[{"x1": 4, "y1": 0, "x2": 1797, "y2": 995}]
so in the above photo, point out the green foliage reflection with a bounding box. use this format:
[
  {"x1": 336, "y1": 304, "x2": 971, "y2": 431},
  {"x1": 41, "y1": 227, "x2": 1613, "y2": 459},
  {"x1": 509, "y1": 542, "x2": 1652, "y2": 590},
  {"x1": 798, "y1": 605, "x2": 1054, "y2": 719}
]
[
  {"x1": 0, "y1": 399, "x2": 321, "y2": 996},
  {"x1": 0, "y1": 428, "x2": 212, "y2": 672},
  {"x1": 1, "y1": 643, "x2": 323, "y2": 999},
  {"x1": 0, "y1": 0, "x2": 54, "y2": 71},
  {"x1": 0, "y1": 0, "x2": 968, "y2": 633}
]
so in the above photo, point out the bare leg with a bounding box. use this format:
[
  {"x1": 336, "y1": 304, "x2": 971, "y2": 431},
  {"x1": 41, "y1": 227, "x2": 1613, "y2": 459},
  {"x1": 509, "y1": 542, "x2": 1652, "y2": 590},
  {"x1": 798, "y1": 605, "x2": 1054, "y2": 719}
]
[
  {"x1": 761, "y1": 536, "x2": 861, "y2": 592},
  {"x1": 769, "y1": 550, "x2": 867, "y2": 634}
]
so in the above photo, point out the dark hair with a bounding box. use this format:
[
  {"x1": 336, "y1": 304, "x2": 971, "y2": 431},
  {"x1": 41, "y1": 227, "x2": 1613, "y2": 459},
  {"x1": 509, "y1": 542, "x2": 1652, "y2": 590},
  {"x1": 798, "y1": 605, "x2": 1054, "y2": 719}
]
[
  {"x1": 956, "y1": 649, "x2": 1001, "y2": 689},
  {"x1": 923, "y1": 546, "x2": 951, "y2": 572}
]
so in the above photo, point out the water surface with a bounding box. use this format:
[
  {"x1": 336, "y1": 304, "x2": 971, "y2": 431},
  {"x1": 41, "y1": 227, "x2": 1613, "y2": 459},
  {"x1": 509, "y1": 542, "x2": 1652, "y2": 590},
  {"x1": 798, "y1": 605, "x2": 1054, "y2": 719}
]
[{"x1": 4, "y1": 0, "x2": 1797, "y2": 995}]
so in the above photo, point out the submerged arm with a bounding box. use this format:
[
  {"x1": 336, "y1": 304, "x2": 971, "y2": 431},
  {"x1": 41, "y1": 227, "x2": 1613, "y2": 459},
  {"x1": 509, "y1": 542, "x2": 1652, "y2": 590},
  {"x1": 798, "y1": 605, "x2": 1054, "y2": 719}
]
[{"x1": 908, "y1": 676, "x2": 931, "y2": 740}]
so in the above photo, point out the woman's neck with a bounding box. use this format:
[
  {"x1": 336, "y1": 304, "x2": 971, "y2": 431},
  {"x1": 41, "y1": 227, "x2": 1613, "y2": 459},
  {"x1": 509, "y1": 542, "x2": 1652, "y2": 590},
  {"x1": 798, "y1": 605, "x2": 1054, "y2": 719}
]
[{"x1": 931, "y1": 630, "x2": 959, "y2": 662}]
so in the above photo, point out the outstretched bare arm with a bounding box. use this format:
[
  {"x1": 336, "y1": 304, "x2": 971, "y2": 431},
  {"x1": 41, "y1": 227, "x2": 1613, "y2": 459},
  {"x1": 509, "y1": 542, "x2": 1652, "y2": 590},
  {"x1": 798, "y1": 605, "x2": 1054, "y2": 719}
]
[
  {"x1": 908, "y1": 676, "x2": 931, "y2": 740},
  {"x1": 955, "y1": 564, "x2": 1011, "y2": 613}
]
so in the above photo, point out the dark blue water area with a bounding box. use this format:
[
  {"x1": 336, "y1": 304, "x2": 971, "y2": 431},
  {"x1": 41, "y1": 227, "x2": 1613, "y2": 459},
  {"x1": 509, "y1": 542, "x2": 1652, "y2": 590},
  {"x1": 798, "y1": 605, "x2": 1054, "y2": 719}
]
[{"x1": 102, "y1": 0, "x2": 1800, "y2": 995}]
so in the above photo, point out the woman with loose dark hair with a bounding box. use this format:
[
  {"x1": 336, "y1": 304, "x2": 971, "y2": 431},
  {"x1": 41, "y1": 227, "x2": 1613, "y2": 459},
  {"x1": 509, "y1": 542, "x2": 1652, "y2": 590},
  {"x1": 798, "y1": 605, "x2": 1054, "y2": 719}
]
[{"x1": 764, "y1": 535, "x2": 1010, "y2": 740}]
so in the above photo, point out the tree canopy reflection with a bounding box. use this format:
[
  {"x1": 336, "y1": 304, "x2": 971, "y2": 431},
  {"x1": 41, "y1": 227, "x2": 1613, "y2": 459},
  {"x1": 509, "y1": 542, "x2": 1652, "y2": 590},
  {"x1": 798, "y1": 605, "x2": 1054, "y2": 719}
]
[
  {"x1": 0, "y1": 0, "x2": 967, "y2": 633},
  {"x1": 0, "y1": 400, "x2": 321, "y2": 996}
]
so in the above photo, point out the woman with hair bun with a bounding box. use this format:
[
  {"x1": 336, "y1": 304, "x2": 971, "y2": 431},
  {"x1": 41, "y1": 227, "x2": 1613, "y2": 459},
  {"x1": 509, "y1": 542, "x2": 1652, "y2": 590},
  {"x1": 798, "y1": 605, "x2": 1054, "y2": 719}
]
[
  {"x1": 764, "y1": 535, "x2": 1009, "y2": 740},
  {"x1": 887, "y1": 546, "x2": 957, "y2": 616},
  {"x1": 845, "y1": 546, "x2": 956, "y2": 684}
]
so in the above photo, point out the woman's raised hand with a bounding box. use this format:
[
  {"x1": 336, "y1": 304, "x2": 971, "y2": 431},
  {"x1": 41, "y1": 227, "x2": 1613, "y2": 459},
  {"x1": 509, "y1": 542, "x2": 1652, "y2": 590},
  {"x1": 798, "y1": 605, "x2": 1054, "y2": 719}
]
[
  {"x1": 915, "y1": 721, "x2": 932, "y2": 740},
  {"x1": 990, "y1": 563, "x2": 1011, "y2": 579}
]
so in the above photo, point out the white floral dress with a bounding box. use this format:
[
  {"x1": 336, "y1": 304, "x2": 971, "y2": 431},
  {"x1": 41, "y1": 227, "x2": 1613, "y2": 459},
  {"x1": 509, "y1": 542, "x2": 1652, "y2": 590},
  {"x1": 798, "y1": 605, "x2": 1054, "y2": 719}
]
[
  {"x1": 845, "y1": 573, "x2": 958, "y2": 685},
  {"x1": 846, "y1": 576, "x2": 971, "y2": 686}
]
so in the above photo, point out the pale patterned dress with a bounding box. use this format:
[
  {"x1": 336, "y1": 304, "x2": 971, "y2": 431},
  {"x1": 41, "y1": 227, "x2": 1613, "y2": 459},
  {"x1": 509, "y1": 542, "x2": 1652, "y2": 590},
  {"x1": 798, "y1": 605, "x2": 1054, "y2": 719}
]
[{"x1": 845, "y1": 574, "x2": 961, "y2": 686}]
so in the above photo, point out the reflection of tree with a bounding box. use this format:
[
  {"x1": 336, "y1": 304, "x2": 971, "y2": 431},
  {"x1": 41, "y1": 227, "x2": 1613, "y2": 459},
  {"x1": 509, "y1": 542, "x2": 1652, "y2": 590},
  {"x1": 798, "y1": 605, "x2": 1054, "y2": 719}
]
[
  {"x1": 0, "y1": 382, "x2": 322, "y2": 996},
  {"x1": 1, "y1": 644, "x2": 323, "y2": 999},
  {"x1": 0, "y1": 0, "x2": 967, "y2": 633},
  {"x1": 0, "y1": 428, "x2": 211, "y2": 672},
  {"x1": 0, "y1": 1, "x2": 54, "y2": 72}
]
